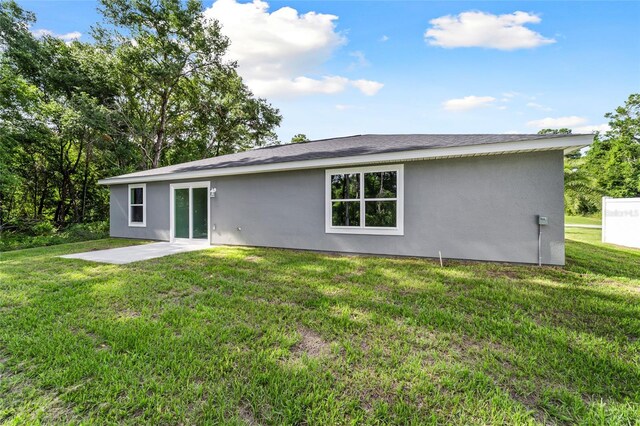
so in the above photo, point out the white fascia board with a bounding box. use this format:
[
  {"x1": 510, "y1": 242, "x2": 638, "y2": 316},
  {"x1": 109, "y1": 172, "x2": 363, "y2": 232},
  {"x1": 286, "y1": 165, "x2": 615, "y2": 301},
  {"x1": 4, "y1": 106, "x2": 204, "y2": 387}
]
[{"x1": 98, "y1": 134, "x2": 593, "y2": 185}]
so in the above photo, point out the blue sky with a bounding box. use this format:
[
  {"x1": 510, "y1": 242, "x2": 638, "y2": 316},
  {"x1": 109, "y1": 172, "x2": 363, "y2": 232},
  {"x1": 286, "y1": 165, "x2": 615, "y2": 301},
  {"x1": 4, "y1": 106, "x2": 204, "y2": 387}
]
[{"x1": 19, "y1": 0, "x2": 640, "y2": 142}]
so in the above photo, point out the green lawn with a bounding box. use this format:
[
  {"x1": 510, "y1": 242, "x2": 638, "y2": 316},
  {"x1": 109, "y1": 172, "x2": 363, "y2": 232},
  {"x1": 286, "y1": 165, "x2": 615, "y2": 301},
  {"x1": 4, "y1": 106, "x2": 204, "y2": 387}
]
[
  {"x1": 565, "y1": 215, "x2": 602, "y2": 226},
  {"x1": 1, "y1": 232, "x2": 639, "y2": 425}
]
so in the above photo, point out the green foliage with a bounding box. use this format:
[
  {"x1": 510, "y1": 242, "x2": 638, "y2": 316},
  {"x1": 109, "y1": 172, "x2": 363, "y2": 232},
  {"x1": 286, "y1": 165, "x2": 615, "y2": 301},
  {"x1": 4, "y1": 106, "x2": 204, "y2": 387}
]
[
  {"x1": 0, "y1": 0, "x2": 281, "y2": 232},
  {"x1": 30, "y1": 220, "x2": 54, "y2": 236},
  {"x1": 545, "y1": 94, "x2": 639, "y2": 215},
  {"x1": 0, "y1": 220, "x2": 109, "y2": 251},
  {"x1": 291, "y1": 133, "x2": 309, "y2": 143},
  {"x1": 564, "y1": 156, "x2": 602, "y2": 215},
  {"x1": 95, "y1": 0, "x2": 281, "y2": 168},
  {"x1": 585, "y1": 94, "x2": 640, "y2": 198},
  {"x1": 538, "y1": 128, "x2": 572, "y2": 135}
]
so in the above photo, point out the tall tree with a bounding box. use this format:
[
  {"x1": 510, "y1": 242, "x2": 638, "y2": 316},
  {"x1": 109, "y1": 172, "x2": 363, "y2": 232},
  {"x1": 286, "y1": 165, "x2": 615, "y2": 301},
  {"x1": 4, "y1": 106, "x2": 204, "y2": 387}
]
[
  {"x1": 586, "y1": 94, "x2": 640, "y2": 198},
  {"x1": 0, "y1": 1, "x2": 119, "y2": 224},
  {"x1": 96, "y1": 0, "x2": 281, "y2": 169}
]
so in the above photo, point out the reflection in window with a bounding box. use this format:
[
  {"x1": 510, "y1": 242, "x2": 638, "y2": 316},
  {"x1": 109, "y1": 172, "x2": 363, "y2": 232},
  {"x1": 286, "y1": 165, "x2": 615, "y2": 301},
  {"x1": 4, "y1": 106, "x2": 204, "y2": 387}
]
[
  {"x1": 332, "y1": 201, "x2": 360, "y2": 226},
  {"x1": 129, "y1": 184, "x2": 146, "y2": 226},
  {"x1": 364, "y1": 171, "x2": 397, "y2": 199},
  {"x1": 331, "y1": 173, "x2": 360, "y2": 199},
  {"x1": 329, "y1": 169, "x2": 398, "y2": 229}
]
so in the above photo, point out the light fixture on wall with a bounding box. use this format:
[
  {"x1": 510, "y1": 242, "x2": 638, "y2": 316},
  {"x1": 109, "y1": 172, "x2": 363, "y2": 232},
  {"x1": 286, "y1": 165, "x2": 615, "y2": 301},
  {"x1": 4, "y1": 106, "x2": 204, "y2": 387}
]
[{"x1": 210, "y1": 188, "x2": 217, "y2": 198}]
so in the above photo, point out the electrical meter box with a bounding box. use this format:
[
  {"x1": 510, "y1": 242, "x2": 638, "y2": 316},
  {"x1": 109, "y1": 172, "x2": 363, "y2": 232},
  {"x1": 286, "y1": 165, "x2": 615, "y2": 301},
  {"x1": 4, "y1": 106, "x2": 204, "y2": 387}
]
[{"x1": 538, "y1": 216, "x2": 549, "y2": 226}]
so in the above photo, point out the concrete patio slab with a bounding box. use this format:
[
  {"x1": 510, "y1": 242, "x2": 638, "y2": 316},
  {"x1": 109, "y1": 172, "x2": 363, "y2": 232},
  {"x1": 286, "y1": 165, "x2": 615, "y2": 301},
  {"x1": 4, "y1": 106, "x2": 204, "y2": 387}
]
[{"x1": 60, "y1": 241, "x2": 211, "y2": 264}]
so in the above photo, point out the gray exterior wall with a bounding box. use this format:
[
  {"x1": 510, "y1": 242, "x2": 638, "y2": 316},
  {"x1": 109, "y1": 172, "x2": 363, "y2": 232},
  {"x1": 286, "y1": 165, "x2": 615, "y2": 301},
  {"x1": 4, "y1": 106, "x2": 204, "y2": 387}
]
[
  {"x1": 110, "y1": 181, "x2": 171, "y2": 241},
  {"x1": 109, "y1": 151, "x2": 565, "y2": 265}
]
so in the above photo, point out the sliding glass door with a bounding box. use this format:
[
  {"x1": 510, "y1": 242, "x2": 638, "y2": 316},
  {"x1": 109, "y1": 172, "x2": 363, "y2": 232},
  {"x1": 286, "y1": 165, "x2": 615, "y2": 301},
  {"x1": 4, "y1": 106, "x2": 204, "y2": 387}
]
[
  {"x1": 171, "y1": 183, "x2": 209, "y2": 241},
  {"x1": 192, "y1": 187, "x2": 208, "y2": 239},
  {"x1": 174, "y1": 188, "x2": 190, "y2": 239}
]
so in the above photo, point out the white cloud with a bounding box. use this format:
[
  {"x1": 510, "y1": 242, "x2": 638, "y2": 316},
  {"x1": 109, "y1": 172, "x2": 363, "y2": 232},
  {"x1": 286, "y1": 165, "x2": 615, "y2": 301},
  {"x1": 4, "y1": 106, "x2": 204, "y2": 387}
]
[
  {"x1": 380, "y1": 35, "x2": 389, "y2": 42},
  {"x1": 350, "y1": 79, "x2": 383, "y2": 96},
  {"x1": 574, "y1": 123, "x2": 610, "y2": 134},
  {"x1": 249, "y1": 76, "x2": 349, "y2": 97},
  {"x1": 526, "y1": 102, "x2": 553, "y2": 111},
  {"x1": 424, "y1": 11, "x2": 555, "y2": 50},
  {"x1": 348, "y1": 51, "x2": 370, "y2": 70},
  {"x1": 442, "y1": 95, "x2": 496, "y2": 111},
  {"x1": 527, "y1": 116, "x2": 587, "y2": 129},
  {"x1": 31, "y1": 29, "x2": 81, "y2": 42},
  {"x1": 204, "y1": 0, "x2": 383, "y2": 97}
]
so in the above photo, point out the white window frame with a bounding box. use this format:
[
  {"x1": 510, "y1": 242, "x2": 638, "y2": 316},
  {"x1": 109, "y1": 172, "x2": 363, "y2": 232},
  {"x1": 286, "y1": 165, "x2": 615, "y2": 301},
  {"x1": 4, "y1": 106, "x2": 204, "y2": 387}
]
[
  {"x1": 325, "y1": 164, "x2": 404, "y2": 236},
  {"x1": 169, "y1": 181, "x2": 211, "y2": 243},
  {"x1": 128, "y1": 183, "x2": 146, "y2": 227}
]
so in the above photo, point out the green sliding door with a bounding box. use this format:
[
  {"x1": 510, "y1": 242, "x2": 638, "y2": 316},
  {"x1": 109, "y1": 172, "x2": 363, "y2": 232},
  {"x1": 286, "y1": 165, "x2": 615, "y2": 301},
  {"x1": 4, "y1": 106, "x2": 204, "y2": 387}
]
[
  {"x1": 174, "y1": 188, "x2": 190, "y2": 239},
  {"x1": 174, "y1": 186, "x2": 208, "y2": 240}
]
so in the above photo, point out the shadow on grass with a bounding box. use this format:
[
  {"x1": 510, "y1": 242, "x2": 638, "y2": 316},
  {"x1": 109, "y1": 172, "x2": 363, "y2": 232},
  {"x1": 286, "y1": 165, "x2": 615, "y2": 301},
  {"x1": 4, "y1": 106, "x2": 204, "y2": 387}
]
[
  {"x1": 566, "y1": 240, "x2": 640, "y2": 279},
  {"x1": 1, "y1": 242, "x2": 640, "y2": 424}
]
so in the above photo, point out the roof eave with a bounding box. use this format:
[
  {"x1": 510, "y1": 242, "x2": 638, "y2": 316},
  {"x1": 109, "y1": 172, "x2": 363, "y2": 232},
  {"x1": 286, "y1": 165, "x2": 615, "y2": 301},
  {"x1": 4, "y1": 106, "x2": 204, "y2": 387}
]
[{"x1": 98, "y1": 134, "x2": 593, "y2": 186}]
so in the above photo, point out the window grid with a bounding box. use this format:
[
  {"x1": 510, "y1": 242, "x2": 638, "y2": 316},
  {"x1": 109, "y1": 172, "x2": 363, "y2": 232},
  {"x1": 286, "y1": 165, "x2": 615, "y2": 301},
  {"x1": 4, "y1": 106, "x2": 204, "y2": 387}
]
[
  {"x1": 128, "y1": 183, "x2": 146, "y2": 227},
  {"x1": 327, "y1": 166, "x2": 402, "y2": 235}
]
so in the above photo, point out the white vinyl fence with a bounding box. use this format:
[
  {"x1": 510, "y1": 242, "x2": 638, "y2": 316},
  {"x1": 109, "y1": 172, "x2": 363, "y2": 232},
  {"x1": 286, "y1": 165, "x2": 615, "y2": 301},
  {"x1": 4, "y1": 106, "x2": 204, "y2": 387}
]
[{"x1": 602, "y1": 197, "x2": 640, "y2": 249}]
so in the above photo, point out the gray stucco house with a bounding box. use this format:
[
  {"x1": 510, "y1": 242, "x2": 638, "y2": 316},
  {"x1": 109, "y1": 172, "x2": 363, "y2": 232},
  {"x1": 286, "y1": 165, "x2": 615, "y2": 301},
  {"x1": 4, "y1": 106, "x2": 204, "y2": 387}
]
[{"x1": 99, "y1": 134, "x2": 592, "y2": 265}]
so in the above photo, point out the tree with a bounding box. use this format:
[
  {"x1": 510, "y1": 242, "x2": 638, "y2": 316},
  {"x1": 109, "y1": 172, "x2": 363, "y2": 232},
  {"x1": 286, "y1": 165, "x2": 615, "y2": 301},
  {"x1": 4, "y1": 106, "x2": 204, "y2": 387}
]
[
  {"x1": 537, "y1": 127, "x2": 602, "y2": 213},
  {"x1": 291, "y1": 133, "x2": 309, "y2": 143},
  {"x1": 0, "y1": 0, "x2": 283, "y2": 230},
  {"x1": 96, "y1": 0, "x2": 281, "y2": 169},
  {"x1": 585, "y1": 94, "x2": 640, "y2": 198},
  {"x1": 538, "y1": 128, "x2": 572, "y2": 135},
  {"x1": 564, "y1": 157, "x2": 602, "y2": 215},
  {"x1": 0, "y1": 1, "x2": 119, "y2": 224}
]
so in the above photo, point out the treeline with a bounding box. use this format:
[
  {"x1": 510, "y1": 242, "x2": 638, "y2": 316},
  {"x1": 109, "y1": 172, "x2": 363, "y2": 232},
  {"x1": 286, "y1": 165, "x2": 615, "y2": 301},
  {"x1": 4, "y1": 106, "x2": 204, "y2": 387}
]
[
  {"x1": 0, "y1": 0, "x2": 281, "y2": 231},
  {"x1": 559, "y1": 94, "x2": 640, "y2": 215}
]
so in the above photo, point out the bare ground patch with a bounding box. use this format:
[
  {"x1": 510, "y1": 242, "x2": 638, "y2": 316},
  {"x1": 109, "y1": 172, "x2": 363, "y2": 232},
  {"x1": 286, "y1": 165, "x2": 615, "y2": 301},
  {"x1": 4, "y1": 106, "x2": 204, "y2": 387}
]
[
  {"x1": 485, "y1": 268, "x2": 522, "y2": 280},
  {"x1": 0, "y1": 361, "x2": 82, "y2": 424},
  {"x1": 238, "y1": 403, "x2": 261, "y2": 426},
  {"x1": 290, "y1": 327, "x2": 331, "y2": 359},
  {"x1": 117, "y1": 309, "x2": 141, "y2": 319}
]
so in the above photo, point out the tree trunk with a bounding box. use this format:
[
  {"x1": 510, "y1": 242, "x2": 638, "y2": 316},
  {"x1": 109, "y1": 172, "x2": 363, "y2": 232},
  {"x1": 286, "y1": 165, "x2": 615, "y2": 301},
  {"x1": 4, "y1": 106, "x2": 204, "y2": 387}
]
[
  {"x1": 151, "y1": 91, "x2": 170, "y2": 169},
  {"x1": 81, "y1": 143, "x2": 93, "y2": 222},
  {"x1": 37, "y1": 174, "x2": 48, "y2": 217}
]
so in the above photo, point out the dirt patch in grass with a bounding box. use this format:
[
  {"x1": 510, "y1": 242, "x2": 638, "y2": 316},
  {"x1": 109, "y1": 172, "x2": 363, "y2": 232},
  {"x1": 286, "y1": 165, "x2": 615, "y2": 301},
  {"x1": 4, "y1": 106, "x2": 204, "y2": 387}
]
[
  {"x1": 291, "y1": 327, "x2": 331, "y2": 359},
  {"x1": 333, "y1": 266, "x2": 366, "y2": 283},
  {"x1": 117, "y1": 309, "x2": 141, "y2": 319},
  {"x1": 485, "y1": 269, "x2": 522, "y2": 280},
  {"x1": 238, "y1": 403, "x2": 261, "y2": 426},
  {"x1": 157, "y1": 286, "x2": 205, "y2": 307},
  {"x1": 0, "y1": 362, "x2": 80, "y2": 424},
  {"x1": 68, "y1": 327, "x2": 112, "y2": 351}
]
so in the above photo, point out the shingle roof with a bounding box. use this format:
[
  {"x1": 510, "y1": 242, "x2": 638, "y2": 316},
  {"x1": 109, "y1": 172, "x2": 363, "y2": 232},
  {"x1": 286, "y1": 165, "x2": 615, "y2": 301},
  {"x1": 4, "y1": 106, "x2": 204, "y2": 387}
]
[{"x1": 103, "y1": 134, "x2": 585, "y2": 182}]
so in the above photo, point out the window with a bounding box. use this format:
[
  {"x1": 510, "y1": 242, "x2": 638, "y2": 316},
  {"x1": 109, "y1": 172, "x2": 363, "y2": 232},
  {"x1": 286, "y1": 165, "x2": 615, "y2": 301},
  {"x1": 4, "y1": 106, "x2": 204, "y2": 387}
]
[
  {"x1": 325, "y1": 165, "x2": 403, "y2": 235},
  {"x1": 128, "y1": 183, "x2": 146, "y2": 227}
]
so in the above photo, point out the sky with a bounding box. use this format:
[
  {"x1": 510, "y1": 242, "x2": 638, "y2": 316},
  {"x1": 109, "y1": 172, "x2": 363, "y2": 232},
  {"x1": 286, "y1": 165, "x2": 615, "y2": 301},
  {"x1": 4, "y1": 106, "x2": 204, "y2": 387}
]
[{"x1": 18, "y1": 0, "x2": 640, "y2": 142}]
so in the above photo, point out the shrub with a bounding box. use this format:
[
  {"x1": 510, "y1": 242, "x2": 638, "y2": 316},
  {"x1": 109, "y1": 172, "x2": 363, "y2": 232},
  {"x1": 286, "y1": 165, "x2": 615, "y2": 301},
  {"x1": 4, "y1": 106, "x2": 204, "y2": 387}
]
[
  {"x1": 0, "y1": 220, "x2": 109, "y2": 252},
  {"x1": 30, "y1": 221, "x2": 56, "y2": 236},
  {"x1": 63, "y1": 221, "x2": 109, "y2": 240}
]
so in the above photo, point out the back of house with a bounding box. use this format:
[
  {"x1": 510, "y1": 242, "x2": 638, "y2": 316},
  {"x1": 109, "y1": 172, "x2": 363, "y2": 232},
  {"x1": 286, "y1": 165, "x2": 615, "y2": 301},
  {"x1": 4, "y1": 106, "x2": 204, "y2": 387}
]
[{"x1": 99, "y1": 134, "x2": 593, "y2": 265}]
